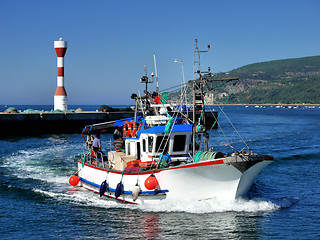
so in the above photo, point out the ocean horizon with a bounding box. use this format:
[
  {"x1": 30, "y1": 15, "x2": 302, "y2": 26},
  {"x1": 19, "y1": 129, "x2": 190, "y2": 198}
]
[
  {"x1": 0, "y1": 104, "x2": 135, "y2": 113},
  {"x1": 2, "y1": 103, "x2": 320, "y2": 113}
]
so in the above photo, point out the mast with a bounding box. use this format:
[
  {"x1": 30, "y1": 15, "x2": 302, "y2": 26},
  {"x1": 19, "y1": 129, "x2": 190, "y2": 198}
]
[
  {"x1": 174, "y1": 59, "x2": 185, "y2": 105},
  {"x1": 154, "y1": 54, "x2": 159, "y2": 92},
  {"x1": 138, "y1": 61, "x2": 159, "y2": 116},
  {"x1": 192, "y1": 40, "x2": 197, "y2": 156},
  {"x1": 192, "y1": 39, "x2": 211, "y2": 155}
]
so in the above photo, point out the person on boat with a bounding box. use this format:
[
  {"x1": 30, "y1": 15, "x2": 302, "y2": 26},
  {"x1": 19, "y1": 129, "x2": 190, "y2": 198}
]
[
  {"x1": 92, "y1": 134, "x2": 101, "y2": 152},
  {"x1": 113, "y1": 136, "x2": 125, "y2": 151},
  {"x1": 91, "y1": 134, "x2": 108, "y2": 166},
  {"x1": 113, "y1": 127, "x2": 122, "y2": 140}
]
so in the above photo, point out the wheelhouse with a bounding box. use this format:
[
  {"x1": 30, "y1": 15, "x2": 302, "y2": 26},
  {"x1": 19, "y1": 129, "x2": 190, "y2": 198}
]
[{"x1": 124, "y1": 117, "x2": 193, "y2": 163}]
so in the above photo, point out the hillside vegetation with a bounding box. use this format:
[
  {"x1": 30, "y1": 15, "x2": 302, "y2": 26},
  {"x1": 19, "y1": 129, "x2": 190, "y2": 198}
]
[
  {"x1": 215, "y1": 56, "x2": 320, "y2": 104},
  {"x1": 169, "y1": 56, "x2": 320, "y2": 104}
]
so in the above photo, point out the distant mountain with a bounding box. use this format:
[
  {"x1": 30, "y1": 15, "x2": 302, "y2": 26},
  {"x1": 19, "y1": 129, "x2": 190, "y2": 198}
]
[{"x1": 169, "y1": 56, "x2": 320, "y2": 104}]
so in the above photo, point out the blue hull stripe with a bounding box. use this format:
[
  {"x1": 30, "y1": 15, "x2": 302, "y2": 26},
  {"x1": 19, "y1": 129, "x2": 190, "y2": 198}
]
[{"x1": 79, "y1": 177, "x2": 169, "y2": 195}]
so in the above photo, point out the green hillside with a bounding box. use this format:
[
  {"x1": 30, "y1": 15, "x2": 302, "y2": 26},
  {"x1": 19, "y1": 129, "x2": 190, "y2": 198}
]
[
  {"x1": 227, "y1": 56, "x2": 320, "y2": 79},
  {"x1": 168, "y1": 56, "x2": 320, "y2": 104},
  {"x1": 220, "y1": 55, "x2": 320, "y2": 104}
]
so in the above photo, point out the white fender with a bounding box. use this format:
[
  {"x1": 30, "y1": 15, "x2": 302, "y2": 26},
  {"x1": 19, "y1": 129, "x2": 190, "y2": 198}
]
[{"x1": 132, "y1": 184, "x2": 141, "y2": 201}]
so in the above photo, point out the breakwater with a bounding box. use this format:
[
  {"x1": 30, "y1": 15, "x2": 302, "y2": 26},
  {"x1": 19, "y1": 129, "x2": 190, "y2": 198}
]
[{"x1": 0, "y1": 112, "x2": 134, "y2": 136}]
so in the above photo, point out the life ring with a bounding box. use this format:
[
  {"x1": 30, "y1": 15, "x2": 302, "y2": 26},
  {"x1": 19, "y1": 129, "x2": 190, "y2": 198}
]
[
  {"x1": 130, "y1": 120, "x2": 137, "y2": 137},
  {"x1": 123, "y1": 121, "x2": 132, "y2": 137}
]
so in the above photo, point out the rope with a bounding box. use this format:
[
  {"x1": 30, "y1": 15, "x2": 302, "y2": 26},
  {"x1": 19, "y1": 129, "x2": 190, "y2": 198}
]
[
  {"x1": 105, "y1": 165, "x2": 112, "y2": 179},
  {"x1": 208, "y1": 105, "x2": 232, "y2": 147},
  {"x1": 159, "y1": 82, "x2": 188, "y2": 93},
  {"x1": 205, "y1": 78, "x2": 239, "y2": 91},
  {"x1": 193, "y1": 151, "x2": 202, "y2": 163},
  {"x1": 165, "y1": 117, "x2": 174, "y2": 134},
  {"x1": 205, "y1": 81, "x2": 250, "y2": 152},
  {"x1": 197, "y1": 89, "x2": 209, "y2": 126},
  {"x1": 120, "y1": 170, "x2": 125, "y2": 182},
  {"x1": 159, "y1": 94, "x2": 171, "y2": 118},
  {"x1": 217, "y1": 105, "x2": 250, "y2": 151},
  {"x1": 210, "y1": 83, "x2": 237, "y2": 130},
  {"x1": 154, "y1": 112, "x2": 179, "y2": 170},
  {"x1": 81, "y1": 155, "x2": 86, "y2": 167},
  {"x1": 136, "y1": 168, "x2": 141, "y2": 185},
  {"x1": 158, "y1": 88, "x2": 193, "y2": 123}
]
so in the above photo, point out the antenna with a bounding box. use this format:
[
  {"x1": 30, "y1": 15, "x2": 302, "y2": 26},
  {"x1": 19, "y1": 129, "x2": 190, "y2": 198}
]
[
  {"x1": 174, "y1": 59, "x2": 185, "y2": 105},
  {"x1": 193, "y1": 39, "x2": 211, "y2": 80},
  {"x1": 140, "y1": 63, "x2": 155, "y2": 92},
  {"x1": 153, "y1": 54, "x2": 159, "y2": 92}
]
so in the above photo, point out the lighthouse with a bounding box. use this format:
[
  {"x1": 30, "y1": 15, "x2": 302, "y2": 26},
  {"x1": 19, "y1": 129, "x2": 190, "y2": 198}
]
[{"x1": 54, "y1": 38, "x2": 68, "y2": 111}]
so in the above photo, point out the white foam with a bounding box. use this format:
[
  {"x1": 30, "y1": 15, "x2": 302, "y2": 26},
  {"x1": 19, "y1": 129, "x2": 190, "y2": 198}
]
[
  {"x1": 34, "y1": 188, "x2": 132, "y2": 209},
  {"x1": 3, "y1": 141, "x2": 82, "y2": 185},
  {"x1": 138, "y1": 198, "x2": 279, "y2": 213},
  {"x1": 34, "y1": 187, "x2": 279, "y2": 213},
  {"x1": 4, "y1": 138, "x2": 279, "y2": 214}
]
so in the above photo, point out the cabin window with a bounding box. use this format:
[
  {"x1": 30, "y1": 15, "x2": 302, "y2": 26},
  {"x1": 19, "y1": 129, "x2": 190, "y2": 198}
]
[
  {"x1": 148, "y1": 136, "x2": 154, "y2": 152},
  {"x1": 136, "y1": 142, "x2": 141, "y2": 159},
  {"x1": 155, "y1": 135, "x2": 169, "y2": 153},
  {"x1": 173, "y1": 135, "x2": 186, "y2": 152},
  {"x1": 142, "y1": 139, "x2": 146, "y2": 152}
]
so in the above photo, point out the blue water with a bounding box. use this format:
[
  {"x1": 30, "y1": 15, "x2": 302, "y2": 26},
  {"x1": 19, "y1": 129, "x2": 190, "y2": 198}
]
[
  {"x1": 0, "y1": 105, "x2": 133, "y2": 112},
  {"x1": 1, "y1": 105, "x2": 320, "y2": 239}
]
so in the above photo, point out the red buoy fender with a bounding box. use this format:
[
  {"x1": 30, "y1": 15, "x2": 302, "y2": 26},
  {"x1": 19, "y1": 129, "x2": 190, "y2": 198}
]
[
  {"x1": 144, "y1": 174, "x2": 159, "y2": 190},
  {"x1": 69, "y1": 175, "x2": 79, "y2": 186}
]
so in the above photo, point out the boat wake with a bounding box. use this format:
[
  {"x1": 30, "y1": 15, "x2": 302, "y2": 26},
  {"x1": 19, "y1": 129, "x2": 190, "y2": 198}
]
[
  {"x1": 34, "y1": 186, "x2": 281, "y2": 214},
  {"x1": 1, "y1": 137, "x2": 297, "y2": 214},
  {"x1": 2, "y1": 141, "x2": 80, "y2": 184},
  {"x1": 272, "y1": 197, "x2": 299, "y2": 208},
  {"x1": 138, "y1": 198, "x2": 279, "y2": 213}
]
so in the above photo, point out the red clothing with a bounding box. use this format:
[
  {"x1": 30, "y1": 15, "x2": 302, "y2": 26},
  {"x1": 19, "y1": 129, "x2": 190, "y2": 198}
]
[
  {"x1": 113, "y1": 138, "x2": 124, "y2": 150},
  {"x1": 154, "y1": 96, "x2": 161, "y2": 104}
]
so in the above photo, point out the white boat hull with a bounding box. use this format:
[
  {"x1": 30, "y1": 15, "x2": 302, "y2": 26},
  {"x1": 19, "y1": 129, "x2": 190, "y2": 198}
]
[{"x1": 77, "y1": 156, "x2": 272, "y2": 204}]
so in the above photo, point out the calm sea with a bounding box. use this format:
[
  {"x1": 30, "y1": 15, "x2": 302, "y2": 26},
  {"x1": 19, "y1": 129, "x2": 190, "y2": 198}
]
[
  {"x1": 0, "y1": 105, "x2": 319, "y2": 239},
  {"x1": 0, "y1": 105, "x2": 133, "y2": 112}
]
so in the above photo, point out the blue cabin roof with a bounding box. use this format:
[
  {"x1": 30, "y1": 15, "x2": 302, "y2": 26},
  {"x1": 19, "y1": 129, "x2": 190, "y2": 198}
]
[{"x1": 139, "y1": 124, "x2": 192, "y2": 134}]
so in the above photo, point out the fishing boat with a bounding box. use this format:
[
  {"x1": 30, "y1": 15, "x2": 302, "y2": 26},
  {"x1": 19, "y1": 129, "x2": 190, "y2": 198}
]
[{"x1": 69, "y1": 40, "x2": 274, "y2": 204}]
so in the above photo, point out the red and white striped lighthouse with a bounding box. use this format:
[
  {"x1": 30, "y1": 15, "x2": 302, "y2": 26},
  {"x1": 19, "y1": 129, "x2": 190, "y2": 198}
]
[{"x1": 54, "y1": 38, "x2": 68, "y2": 111}]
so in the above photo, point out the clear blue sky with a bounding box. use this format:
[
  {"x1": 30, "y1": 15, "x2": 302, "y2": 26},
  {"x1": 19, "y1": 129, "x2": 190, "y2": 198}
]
[{"x1": 0, "y1": 0, "x2": 319, "y2": 105}]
